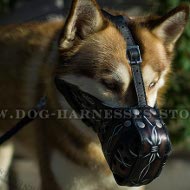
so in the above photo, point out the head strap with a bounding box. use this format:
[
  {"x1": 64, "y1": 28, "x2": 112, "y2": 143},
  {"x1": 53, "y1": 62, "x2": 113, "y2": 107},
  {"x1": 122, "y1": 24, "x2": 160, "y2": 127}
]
[{"x1": 102, "y1": 10, "x2": 147, "y2": 106}]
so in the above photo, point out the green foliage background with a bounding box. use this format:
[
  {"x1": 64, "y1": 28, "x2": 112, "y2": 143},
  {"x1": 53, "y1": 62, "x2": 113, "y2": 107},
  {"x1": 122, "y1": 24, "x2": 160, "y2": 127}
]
[
  {"x1": 0, "y1": 0, "x2": 15, "y2": 14},
  {"x1": 156, "y1": 0, "x2": 190, "y2": 148},
  {"x1": 0, "y1": 0, "x2": 189, "y2": 148}
]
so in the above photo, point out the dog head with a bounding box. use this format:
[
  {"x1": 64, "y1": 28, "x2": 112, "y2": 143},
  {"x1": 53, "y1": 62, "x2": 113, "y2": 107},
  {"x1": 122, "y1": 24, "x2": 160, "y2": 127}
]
[
  {"x1": 56, "y1": 0, "x2": 189, "y2": 108},
  {"x1": 53, "y1": 0, "x2": 189, "y2": 186}
]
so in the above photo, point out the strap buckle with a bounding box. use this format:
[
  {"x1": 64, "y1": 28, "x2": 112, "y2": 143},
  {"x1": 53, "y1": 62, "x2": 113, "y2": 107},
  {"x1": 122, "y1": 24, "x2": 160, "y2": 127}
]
[{"x1": 127, "y1": 45, "x2": 142, "y2": 65}]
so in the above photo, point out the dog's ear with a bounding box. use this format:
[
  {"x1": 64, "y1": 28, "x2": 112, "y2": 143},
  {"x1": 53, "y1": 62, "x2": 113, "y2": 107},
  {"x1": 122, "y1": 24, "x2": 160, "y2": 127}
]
[
  {"x1": 60, "y1": 0, "x2": 106, "y2": 50},
  {"x1": 152, "y1": 5, "x2": 189, "y2": 49}
]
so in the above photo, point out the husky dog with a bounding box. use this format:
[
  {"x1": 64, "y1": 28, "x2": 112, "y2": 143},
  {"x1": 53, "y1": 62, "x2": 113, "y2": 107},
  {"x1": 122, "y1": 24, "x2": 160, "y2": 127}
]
[{"x1": 0, "y1": 0, "x2": 189, "y2": 189}]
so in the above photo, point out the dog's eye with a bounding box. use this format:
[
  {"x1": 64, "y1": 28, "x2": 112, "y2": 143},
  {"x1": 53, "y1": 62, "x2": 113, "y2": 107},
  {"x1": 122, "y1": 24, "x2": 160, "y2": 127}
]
[
  {"x1": 149, "y1": 82, "x2": 157, "y2": 89},
  {"x1": 103, "y1": 80, "x2": 115, "y2": 89},
  {"x1": 101, "y1": 79, "x2": 118, "y2": 91}
]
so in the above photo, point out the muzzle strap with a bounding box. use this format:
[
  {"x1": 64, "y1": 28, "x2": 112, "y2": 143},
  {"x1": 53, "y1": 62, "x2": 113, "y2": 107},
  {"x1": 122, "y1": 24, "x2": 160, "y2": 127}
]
[
  {"x1": 116, "y1": 17, "x2": 147, "y2": 107},
  {"x1": 102, "y1": 11, "x2": 147, "y2": 106}
]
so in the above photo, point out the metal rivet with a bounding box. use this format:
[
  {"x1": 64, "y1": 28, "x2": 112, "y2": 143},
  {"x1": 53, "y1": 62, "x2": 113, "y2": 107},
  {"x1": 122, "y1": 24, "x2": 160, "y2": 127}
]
[
  {"x1": 132, "y1": 109, "x2": 140, "y2": 116},
  {"x1": 150, "y1": 108, "x2": 157, "y2": 116},
  {"x1": 136, "y1": 121, "x2": 145, "y2": 129},
  {"x1": 124, "y1": 121, "x2": 131, "y2": 127},
  {"x1": 156, "y1": 120, "x2": 162, "y2": 128}
]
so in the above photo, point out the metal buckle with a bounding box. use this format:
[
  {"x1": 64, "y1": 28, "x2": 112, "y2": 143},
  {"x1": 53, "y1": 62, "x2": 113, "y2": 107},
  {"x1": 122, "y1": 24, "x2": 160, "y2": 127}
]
[{"x1": 127, "y1": 45, "x2": 142, "y2": 65}]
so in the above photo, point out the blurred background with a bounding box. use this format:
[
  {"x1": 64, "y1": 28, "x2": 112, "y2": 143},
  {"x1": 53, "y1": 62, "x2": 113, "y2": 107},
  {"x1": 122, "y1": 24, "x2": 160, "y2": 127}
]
[{"x1": 0, "y1": 0, "x2": 190, "y2": 190}]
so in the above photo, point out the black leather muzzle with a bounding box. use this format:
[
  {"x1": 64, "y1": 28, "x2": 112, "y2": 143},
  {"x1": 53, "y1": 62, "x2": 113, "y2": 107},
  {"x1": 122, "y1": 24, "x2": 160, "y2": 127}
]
[{"x1": 55, "y1": 79, "x2": 172, "y2": 186}]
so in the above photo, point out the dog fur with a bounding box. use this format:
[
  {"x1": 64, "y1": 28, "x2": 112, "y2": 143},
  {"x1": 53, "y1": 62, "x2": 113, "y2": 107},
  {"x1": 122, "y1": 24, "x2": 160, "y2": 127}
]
[{"x1": 0, "y1": 0, "x2": 189, "y2": 189}]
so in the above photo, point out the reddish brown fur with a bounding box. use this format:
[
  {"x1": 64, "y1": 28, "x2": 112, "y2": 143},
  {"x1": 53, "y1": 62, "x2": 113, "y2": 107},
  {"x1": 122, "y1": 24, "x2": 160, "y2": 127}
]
[
  {"x1": 0, "y1": 0, "x2": 189, "y2": 189},
  {"x1": 57, "y1": 5, "x2": 189, "y2": 105}
]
